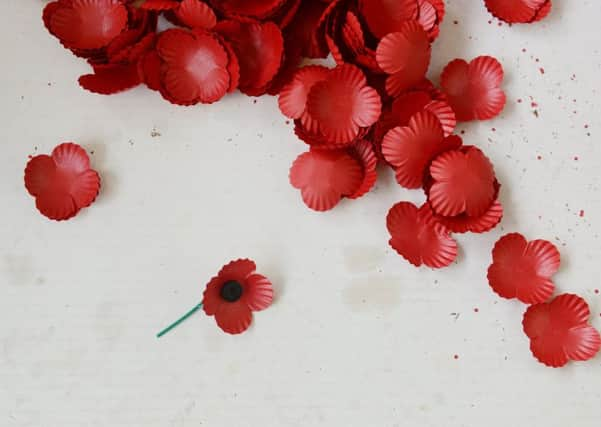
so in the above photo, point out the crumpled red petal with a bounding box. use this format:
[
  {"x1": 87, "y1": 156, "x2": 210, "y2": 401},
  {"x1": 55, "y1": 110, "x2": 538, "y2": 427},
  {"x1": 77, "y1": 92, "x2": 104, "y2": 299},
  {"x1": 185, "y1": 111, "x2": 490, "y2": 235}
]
[
  {"x1": 387, "y1": 201, "x2": 458, "y2": 268},
  {"x1": 488, "y1": 233, "x2": 560, "y2": 304},
  {"x1": 523, "y1": 294, "x2": 601, "y2": 367},
  {"x1": 24, "y1": 143, "x2": 101, "y2": 221},
  {"x1": 79, "y1": 63, "x2": 140, "y2": 94},
  {"x1": 440, "y1": 56, "x2": 506, "y2": 121}
]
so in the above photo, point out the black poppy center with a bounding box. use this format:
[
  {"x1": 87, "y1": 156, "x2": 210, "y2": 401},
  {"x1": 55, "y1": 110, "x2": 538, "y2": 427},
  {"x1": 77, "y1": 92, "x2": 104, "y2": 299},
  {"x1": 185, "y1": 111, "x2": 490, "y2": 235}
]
[{"x1": 220, "y1": 280, "x2": 243, "y2": 302}]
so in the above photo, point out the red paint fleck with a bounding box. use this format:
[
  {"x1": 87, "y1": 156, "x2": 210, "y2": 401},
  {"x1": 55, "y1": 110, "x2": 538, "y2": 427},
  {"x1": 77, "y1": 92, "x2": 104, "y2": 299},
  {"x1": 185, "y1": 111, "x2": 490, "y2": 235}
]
[
  {"x1": 539, "y1": 67, "x2": 545, "y2": 74},
  {"x1": 574, "y1": 156, "x2": 579, "y2": 161},
  {"x1": 28, "y1": 155, "x2": 33, "y2": 159},
  {"x1": 522, "y1": 48, "x2": 526, "y2": 53},
  {"x1": 491, "y1": 128, "x2": 496, "y2": 132},
  {"x1": 584, "y1": 124, "x2": 589, "y2": 129},
  {"x1": 579, "y1": 210, "x2": 585, "y2": 217},
  {"x1": 474, "y1": 308, "x2": 479, "y2": 313},
  {"x1": 594, "y1": 289, "x2": 599, "y2": 294},
  {"x1": 498, "y1": 22, "x2": 502, "y2": 26},
  {"x1": 537, "y1": 155, "x2": 542, "y2": 160},
  {"x1": 453, "y1": 20, "x2": 458, "y2": 24},
  {"x1": 517, "y1": 98, "x2": 523, "y2": 103},
  {"x1": 535, "y1": 58, "x2": 540, "y2": 62},
  {"x1": 460, "y1": 130, "x2": 465, "y2": 135},
  {"x1": 285, "y1": 120, "x2": 290, "y2": 125},
  {"x1": 453, "y1": 354, "x2": 459, "y2": 360},
  {"x1": 531, "y1": 102, "x2": 538, "y2": 108}
]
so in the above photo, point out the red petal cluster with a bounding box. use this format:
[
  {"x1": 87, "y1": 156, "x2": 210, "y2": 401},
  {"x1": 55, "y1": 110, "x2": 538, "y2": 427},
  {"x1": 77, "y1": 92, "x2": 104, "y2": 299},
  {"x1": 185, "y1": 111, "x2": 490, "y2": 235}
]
[
  {"x1": 484, "y1": 0, "x2": 552, "y2": 24},
  {"x1": 24, "y1": 143, "x2": 101, "y2": 221},
  {"x1": 486, "y1": 233, "x2": 600, "y2": 367}
]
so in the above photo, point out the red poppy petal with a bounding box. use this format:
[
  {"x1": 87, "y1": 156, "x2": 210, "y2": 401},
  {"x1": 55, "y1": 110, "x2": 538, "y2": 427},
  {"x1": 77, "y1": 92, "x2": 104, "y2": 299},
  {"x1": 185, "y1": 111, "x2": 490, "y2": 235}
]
[
  {"x1": 428, "y1": 146, "x2": 497, "y2": 217},
  {"x1": 209, "y1": 0, "x2": 285, "y2": 19},
  {"x1": 24, "y1": 155, "x2": 56, "y2": 197},
  {"x1": 431, "y1": 199, "x2": 503, "y2": 233},
  {"x1": 376, "y1": 22, "x2": 431, "y2": 74},
  {"x1": 50, "y1": 0, "x2": 128, "y2": 50},
  {"x1": 387, "y1": 202, "x2": 458, "y2": 268},
  {"x1": 79, "y1": 63, "x2": 140, "y2": 95},
  {"x1": 564, "y1": 326, "x2": 601, "y2": 362},
  {"x1": 278, "y1": 65, "x2": 330, "y2": 119},
  {"x1": 51, "y1": 142, "x2": 91, "y2": 172},
  {"x1": 382, "y1": 111, "x2": 458, "y2": 189},
  {"x1": 214, "y1": 21, "x2": 284, "y2": 92},
  {"x1": 487, "y1": 233, "x2": 559, "y2": 304},
  {"x1": 139, "y1": 50, "x2": 162, "y2": 91},
  {"x1": 289, "y1": 150, "x2": 363, "y2": 211},
  {"x1": 218, "y1": 38, "x2": 240, "y2": 93},
  {"x1": 359, "y1": 0, "x2": 419, "y2": 39},
  {"x1": 202, "y1": 276, "x2": 223, "y2": 315},
  {"x1": 35, "y1": 192, "x2": 79, "y2": 221},
  {"x1": 175, "y1": 0, "x2": 217, "y2": 29},
  {"x1": 243, "y1": 274, "x2": 273, "y2": 311},
  {"x1": 347, "y1": 139, "x2": 378, "y2": 199},
  {"x1": 484, "y1": 0, "x2": 546, "y2": 23},
  {"x1": 440, "y1": 56, "x2": 506, "y2": 121},
  {"x1": 218, "y1": 259, "x2": 257, "y2": 282},
  {"x1": 424, "y1": 100, "x2": 456, "y2": 137},
  {"x1": 215, "y1": 302, "x2": 253, "y2": 334},
  {"x1": 140, "y1": 0, "x2": 180, "y2": 10}
]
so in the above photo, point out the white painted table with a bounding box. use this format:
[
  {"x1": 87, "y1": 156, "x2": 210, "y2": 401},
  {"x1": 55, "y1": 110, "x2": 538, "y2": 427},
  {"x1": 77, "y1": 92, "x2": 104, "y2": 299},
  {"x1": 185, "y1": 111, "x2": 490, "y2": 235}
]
[{"x1": 1, "y1": 1, "x2": 600, "y2": 426}]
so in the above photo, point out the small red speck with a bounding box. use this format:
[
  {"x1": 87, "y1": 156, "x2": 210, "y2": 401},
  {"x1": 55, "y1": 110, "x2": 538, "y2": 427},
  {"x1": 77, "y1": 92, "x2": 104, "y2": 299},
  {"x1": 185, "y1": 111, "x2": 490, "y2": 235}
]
[
  {"x1": 517, "y1": 99, "x2": 522, "y2": 104},
  {"x1": 460, "y1": 130, "x2": 465, "y2": 135},
  {"x1": 539, "y1": 67, "x2": 545, "y2": 74},
  {"x1": 594, "y1": 289, "x2": 599, "y2": 294},
  {"x1": 531, "y1": 102, "x2": 538, "y2": 108},
  {"x1": 535, "y1": 58, "x2": 540, "y2": 62},
  {"x1": 573, "y1": 99, "x2": 577, "y2": 103},
  {"x1": 522, "y1": 48, "x2": 527, "y2": 53},
  {"x1": 285, "y1": 120, "x2": 290, "y2": 125},
  {"x1": 579, "y1": 210, "x2": 585, "y2": 217},
  {"x1": 453, "y1": 354, "x2": 459, "y2": 360},
  {"x1": 474, "y1": 308, "x2": 479, "y2": 313},
  {"x1": 537, "y1": 155, "x2": 542, "y2": 160},
  {"x1": 574, "y1": 156, "x2": 579, "y2": 161},
  {"x1": 453, "y1": 20, "x2": 458, "y2": 24},
  {"x1": 584, "y1": 124, "x2": 589, "y2": 129},
  {"x1": 28, "y1": 155, "x2": 33, "y2": 159},
  {"x1": 491, "y1": 128, "x2": 496, "y2": 132},
  {"x1": 498, "y1": 22, "x2": 502, "y2": 27}
]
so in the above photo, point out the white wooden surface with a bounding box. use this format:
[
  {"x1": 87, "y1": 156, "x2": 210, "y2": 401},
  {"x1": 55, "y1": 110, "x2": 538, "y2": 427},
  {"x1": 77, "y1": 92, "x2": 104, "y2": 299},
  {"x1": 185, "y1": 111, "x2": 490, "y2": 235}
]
[{"x1": 1, "y1": 1, "x2": 600, "y2": 426}]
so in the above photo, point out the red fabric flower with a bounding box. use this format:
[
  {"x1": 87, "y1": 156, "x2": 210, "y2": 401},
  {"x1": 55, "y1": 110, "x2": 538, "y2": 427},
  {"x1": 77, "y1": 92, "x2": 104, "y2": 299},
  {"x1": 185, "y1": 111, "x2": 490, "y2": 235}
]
[
  {"x1": 387, "y1": 201, "x2": 458, "y2": 268},
  {"x1": 382, "y1": 111, "x2": 461, "y2": 189},
  {"x1": 376, "y1": 21, "x2": 431, "y2": 97},
  {"x1": 523, "y1": 294, "x2": 601, "y2": 367},
  {"x1": 24, "y1": 143, "x2": 101, "y2": 221},
  {"x1": 428, "y1": 146, "x2": 498, "y2": 217},
  {"x1": 305, "y1": 64, "x2": 382, "y2": 144},
  {"x1": 202, "y1": 259, "x2": 273, "y2": 334},
  {"x1": 289, "y1": 148, "x2": 364, "y2": 211},
  {"x1": 488, "y1": 233, "x2": 560, "y2": 304},
  {"x1": 440, "y1": 56, "x2": 506, "y2": 121},
  {"x1": 155, "y1": 28, "x2": 232, "y2": 104},
  {"x1": 484, "y1": 0, "x2": 552, "y2": 24}
]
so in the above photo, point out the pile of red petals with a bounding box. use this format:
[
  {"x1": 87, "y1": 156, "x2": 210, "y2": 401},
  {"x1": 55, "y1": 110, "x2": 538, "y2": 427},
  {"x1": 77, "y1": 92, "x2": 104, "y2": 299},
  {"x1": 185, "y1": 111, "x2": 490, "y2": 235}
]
[
  {"x1": 484, "y1": 0, "x2": 552, "y2": 24},
  {"x1": 488, "y1": 233, "x2": 601, "y2": 367}
]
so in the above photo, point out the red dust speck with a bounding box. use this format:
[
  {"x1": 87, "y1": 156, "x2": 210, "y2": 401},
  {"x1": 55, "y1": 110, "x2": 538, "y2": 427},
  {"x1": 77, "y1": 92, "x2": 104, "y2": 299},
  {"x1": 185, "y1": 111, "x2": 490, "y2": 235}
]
[
  {"x1": 453, "y1": 20, "x2": 458, "y2": 24},
  {"x1": 517, "y1": 99, "x2": 522, "y2": 103},
  {"x1": 594, "y1": 289, "x2": 599, "y2": 294},
  {"x1": 28, "y1": 155, "x2": 33, "y2": 159},
  {"x1": 522, "y1": 48, "x2": 526, "y2": 53},
  {"x1": 460, "y1": 130, "x2": 465, "y2": 135},
  {"x1": 574, "y1": 156, "x2": 579, "y2": 161},
  {"x1": 537, "y1": 155, "x2": 542, "y2": 160},
  {"x1": 584, "y1": 124, "x2": 589, "y2": 129},
  {"x1": 579, "y1": 210, "x2": 585, "y2": 217},
  {"x1": 531, "y1": 102, "x2": 538, "y2": 108},
  {"x1": 474, "y1": 308, "x2": 479, "y2": 313},
  {"x1": 285, "y1": 120, "x2": 290, "y2": 125},
  {"x1": 453, "y1": 354, "x2": 459, "y2": 359},
  {"x1": 535, "y1": 58, "x2": 540, "y2": 62},
  {"x1": 539, "y1": 68, "x2": 545, "y2": 74},
  {"x1": 491, "y1": 128, "x2": 496, "y2": 132}
]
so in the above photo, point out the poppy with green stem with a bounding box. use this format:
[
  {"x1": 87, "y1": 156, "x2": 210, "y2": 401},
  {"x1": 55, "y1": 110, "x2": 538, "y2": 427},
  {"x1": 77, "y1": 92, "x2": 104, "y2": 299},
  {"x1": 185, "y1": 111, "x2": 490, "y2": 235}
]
[{"x1": 157, "y1": 259, "x2": 273, "y2": 337}]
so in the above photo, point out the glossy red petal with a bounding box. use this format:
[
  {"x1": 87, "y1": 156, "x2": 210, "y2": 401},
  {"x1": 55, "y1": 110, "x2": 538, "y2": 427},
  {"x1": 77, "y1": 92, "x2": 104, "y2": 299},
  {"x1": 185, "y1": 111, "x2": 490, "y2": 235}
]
[
  {"x1": 418, "y1": 0, "x2": 437, "y2": 31},
  {"x1": 359, "y1": 0, "x2": 419, "y2": 39},
  {"x1": 484, "y1": 0, "x2": 546, "y2": 23},
  {"x1": 430, "y1": 199, "x2": 503, "y2": 233},
  {"x1": 382, "y1": 111, "x2": 459, "y2": 189},
  {"x1": 347, "y1": 139, "x2": 378, "y2": 199},
  {"x1": 440, "y1": 56, "x2": 506, "y2": 121},
  {"x1": 487, "y1": 233, "x2": 559, "y2": 304},
  {"x1": 424, "y1": 100, "x2": 456, "y2": 137},
  {"x1": 79, "y1": 63, "x2": 140, "y2": 94},
  {"x1": 218, "y1": 259, "x2": 257, "y2": 282},
  {"x1": 214, "y1": 21, "x2": 284, "y2": 93},
  {"x1": 387, "y1": 202, "x2": 457, "y2": 268},
  {"x1": 138, "y1": 50, "x2": 162, "y2": 91},
  {"x1": 50, "y1": 0, "x2": 128, "y2": 50},
  {"x1": 24, "y1": 143, "x2": 100, "y2": 221},
  {"x1": 523, "y1": 294, "x2": 601, "y2": 367},
  {"x1": 175, "y1": 0, "x2": 217, "y2": 29},
  {"x1": 215, "y1": 302, "x2": 253, "y2": 334},
  {"x1": 306, "y1": 64, "x2": 381, "y2": 144},
  {"x1": 289, "y1": 150, "x2": 363, "y2": 211},
  {"x1": 208, "y1": 0, "x2": 285, "y2": 19},
  {"x1": 243, "y1": 274, "x2": 274, "y2": 311},
  {"x1": 532, "y1": 1, "x2": 552, "y2": 22},
  {"x1": 278, "y1": 65, "x2": 330, "y2": 119},
  {"x1": 428, "y1": 146, "x2": 497, "y2": 217},
  {"x1": 140, "y1": 0, "x2": 180, "y2": 10},
  {"x1": 376, "y1": 22, "x2": 431, "y2": 97},
  {"x1": 157, "y1": 29, "x2": 229, "y2": 104}
]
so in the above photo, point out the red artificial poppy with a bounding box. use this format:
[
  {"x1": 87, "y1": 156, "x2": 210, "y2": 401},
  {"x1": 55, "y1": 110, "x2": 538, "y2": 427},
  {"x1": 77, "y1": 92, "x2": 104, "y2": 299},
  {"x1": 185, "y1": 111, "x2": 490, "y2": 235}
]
[
  {"x1": 156, "y1": 28, "x2": 231, "y2": 104},
  {"x1": 47, "y1": 0, "x2": 129, "y2": 50},
  {"x1": 440, "y1": 56, "x2": 506, "y2": 121},
  {"x1": 289, "y1": 149, "x2": 363, "y2": 211},
  {"x1": 214, "y1": 20, "x2": 284, "y2": 95},
  {"x1": 174, "y1": 0, "x2": 217, "y2": 29},
  {"x1": 387, "y1": 202, "x2": 458, "y2": 268},
  {"x1": 278, "y1": 65, "x2": 330, "y2": 123},
  {"x1": 376, "y1": 21, "x2": 431, "y2": 97},
  {"x1": 523, "y1": 294, "x2": 601, "y2": 367},
  {"x1": 487, "y1": 233, "x2": 559, "y2": 304},
  {"x1": 24, "y1": 143, "x2": 101, "y2": 221},
  {"x1": 428, "y1": 200, "x2": 503, "y2": 234},
  {"x1": 203, "y1": 259, "x2": 273, "y2": 334},
  {"x1": 484, "y1": 0, "x2": 551, "y2": 24},
  {"x1": 428, "y1": 146, "x2": 497, "y2": 217},
  {"x1": 306, "y1": 64, "x2": 382, "y2": 144},
  {"x1": 382, "y1": 111, "x2": 461, "y2": 189}
]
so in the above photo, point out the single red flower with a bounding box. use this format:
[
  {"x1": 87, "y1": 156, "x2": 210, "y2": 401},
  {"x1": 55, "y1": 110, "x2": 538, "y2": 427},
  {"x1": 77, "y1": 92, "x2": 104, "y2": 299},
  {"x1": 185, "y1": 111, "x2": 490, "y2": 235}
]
[
  {"x1": 488, "y1": 233, "x2": 560, "y2": 304},
  {"x1": 428, "y1": 146, "x2": 497, "y2": 217},
  {"x1": 306, "y1": 64, "x2": 382, "y2": 144},
  {"x1": 484, "y1": 0, "x2": 551, "y2": 24},
  {"x1": 155, "y1": 28, "x2": 231, "y2": 104},
  {"x1": 387, "y1": 201, "x2": 458, "y2": 268},
  {"x1": 214, "y1": 20, "x2": 284, "y2": 95},
  {"x1": 440, "y1": 56, "x2": 506, "y2": 121},
  {"x1": 289, "y1": 148, "x2": 363, "y2": 211},
  {"x1": 382, "y1": 111, "x2": 461, "y2": 189},
  {"x1": 523, "y1": 294, "x2": 601, "y2": 367},
  {"x1": 376, "y1": 21, "x2": 431, "y2": 97},
  {"x1": 24, "y1": 143, "x2": 101, "y2": 221},
  {"x1": 47, "y1": 0, "x2": 129, "y2": 50},
  {"x1": 278, "y1": 65, "x2": 330, "y2": 125},
  {"x1": 203, "y1": 259, "x2": 273, "y2": 334}
]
